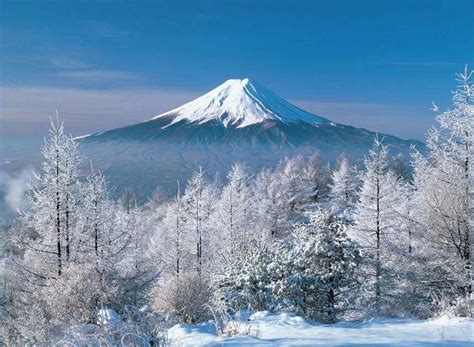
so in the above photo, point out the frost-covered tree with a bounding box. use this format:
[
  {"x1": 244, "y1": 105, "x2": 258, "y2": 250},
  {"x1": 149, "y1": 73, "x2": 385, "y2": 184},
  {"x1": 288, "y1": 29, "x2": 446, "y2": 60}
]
[
  {"x1": 412, "y1": 67, "x2": 473, "y2": 299},
  {"x1": 211, "y1": 240, "x2": 275, "y2": 312},
  {"x1": 276, "y1": 156, "x2": 306, "y2": 210},
  {"x1": 21, "y1": 118, "x2": 81, "y2": 278},
  {"x1": 9, "y1": 121, "x2": 114, "y2": 342},
  {"x1": 272, "y1": 211, "x2": 362, "y2": 322},
  {"x1": 120, "y1": 187, "x2": 137, "y2": 215},
  {"x1": 182, "y1": 168, "x2": 218, "y2": 276},
  {"x1": 351, "y1": 136, "x2": 401, "y2": 312},
  {"x1": 302, "y1": 154, "x2": 331, "y2": 202},
  {"x1": 329, "y1": 156, "x2": 359, "y2": 212},
  {"x1": 8, "y1": 119, "x2": 160, "y2": 343},
  {"x1": 158, "y1": 181, "x2": 190, "y2": 277},
  {"x1": 391, "y1": 153, "x2": 411, "y2": 181},
  {"x1": 253, "y1": 168, "x2": 292, "y2": 239},
  {"x1": 75, "y1": 168, "x2": 149, "y2": 309},
  {"x1": 211, "y1": 163, "x2": 254, "y2": 252},
  {"x1": 77, "y1": 168, "x2": 115, "y2": 266}
]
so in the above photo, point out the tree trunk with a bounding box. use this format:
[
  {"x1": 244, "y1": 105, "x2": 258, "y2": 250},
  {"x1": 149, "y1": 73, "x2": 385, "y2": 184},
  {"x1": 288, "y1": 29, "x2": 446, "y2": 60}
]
[
  {"x1": 196, "y1": 180, "x2": 202, "y2": 276},
  {"x1": 176, "y1": 182, "x2": 181, "y2": 278},
  {"x1": 65, "y1": 190, "x2": 70, "y2": 262},
  {"x1": 375, "y1": 171, "x2": 381, "y2": 311},
  {"x1": 56, "y1": 146, "x2": 62, "y2": 277}
]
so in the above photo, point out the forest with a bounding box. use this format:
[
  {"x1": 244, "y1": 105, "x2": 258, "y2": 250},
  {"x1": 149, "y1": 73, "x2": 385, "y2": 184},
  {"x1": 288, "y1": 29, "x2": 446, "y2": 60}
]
[{"x1": 2, "y1": 69, "x2": 472, "y2": 345}]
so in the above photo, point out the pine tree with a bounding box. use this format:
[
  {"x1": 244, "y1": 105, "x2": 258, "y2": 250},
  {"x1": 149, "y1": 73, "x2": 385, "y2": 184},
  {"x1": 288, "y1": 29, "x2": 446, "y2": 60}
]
[
  {"x1": 272, "y1": 211, "x2": 362, "y2": 322},
  {"x1": 211, "y1": 240, "x2": 275, "y2": 312}
]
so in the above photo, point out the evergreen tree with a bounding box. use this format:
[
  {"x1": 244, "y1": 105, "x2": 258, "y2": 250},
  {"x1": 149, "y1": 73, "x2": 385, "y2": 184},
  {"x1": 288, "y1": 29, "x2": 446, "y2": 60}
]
[
  {"x1": 212, "y1": 240, "x2": 275, "y2": 312},
  {"x1": 272, "y1": 211, "x2": 362, "y2": 322}
]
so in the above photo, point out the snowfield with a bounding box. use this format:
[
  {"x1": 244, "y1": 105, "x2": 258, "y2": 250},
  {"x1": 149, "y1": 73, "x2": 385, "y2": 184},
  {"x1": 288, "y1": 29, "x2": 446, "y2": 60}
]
[{"x1": 168, "y1": 311, "x2": 473, "y2": 346}]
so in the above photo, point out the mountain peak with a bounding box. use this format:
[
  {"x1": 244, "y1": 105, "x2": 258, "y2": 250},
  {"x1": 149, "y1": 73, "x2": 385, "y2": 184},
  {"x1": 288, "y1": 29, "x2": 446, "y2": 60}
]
[
  {"x1": 225, "y1": 77, "x2": 250, "y2": 84},
  {"x1": 150, "y1": 78, "x2": 329, "y2": 128}
]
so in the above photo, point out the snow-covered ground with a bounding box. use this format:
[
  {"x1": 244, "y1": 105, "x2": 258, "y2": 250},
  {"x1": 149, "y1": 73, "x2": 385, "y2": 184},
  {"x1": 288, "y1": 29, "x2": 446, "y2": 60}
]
[{"x1": 167, "y1": 311, "x2": 473, "y2": 346}]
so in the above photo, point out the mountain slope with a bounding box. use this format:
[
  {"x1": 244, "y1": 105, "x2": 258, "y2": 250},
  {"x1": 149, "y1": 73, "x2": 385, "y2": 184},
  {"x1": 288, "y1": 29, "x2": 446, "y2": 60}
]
[
  {"x1": 151, "y1": 78, "x2": 329, "y2": 128},
  {"x1": 80, "y1": 78, "x2": 423, "y2": 198}
]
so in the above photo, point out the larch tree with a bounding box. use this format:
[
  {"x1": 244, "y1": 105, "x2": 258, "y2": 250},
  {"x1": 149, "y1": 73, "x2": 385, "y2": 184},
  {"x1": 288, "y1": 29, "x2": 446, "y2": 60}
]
[
  {"x1": 78, "y1": 168, "x2": 114, "y2": 266},
  {"x1": 351, "y1": 136, "x2": 400, "y2": 312},
  {"x1": 329, "y1": 156, "x2": 359, "y2": 213},
  {"x1": 276, "y1": 156, "x2": 306, "y2": 210},
  {"x1": 253, "y1": 168, "x2": 292, "y2": 239},
  {"x1": 412, "y1": 66, "x2": 473, "y2": 300},
  {"x1": 182, "y1": 168, "x2": 217, "y2": 276},
  {"x1": 21, "y1": 118, "x2": 81, "y2": 278},
  {"x1": 211, "y1": 163, "x2": 254, "y2": 253},
  {"x1": 302, "y1": 154, "x2": 331, "y2": 203},
  {"x1": 157, "y1": 181, "x2": 190, "y2": 278}
]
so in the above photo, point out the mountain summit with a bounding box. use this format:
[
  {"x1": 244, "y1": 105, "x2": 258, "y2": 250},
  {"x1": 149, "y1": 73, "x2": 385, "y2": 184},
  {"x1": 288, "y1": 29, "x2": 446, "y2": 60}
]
[
  {"x1": 80, "y1": 79, "x2": 423, "y2": 198},
  {"x1": 150, "y1": 78, "x2": 329, "y2": 128}
]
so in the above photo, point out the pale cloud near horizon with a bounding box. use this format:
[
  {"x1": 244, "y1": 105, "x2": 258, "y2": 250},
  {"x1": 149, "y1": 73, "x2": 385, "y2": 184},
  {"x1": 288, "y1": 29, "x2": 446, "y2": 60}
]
[
  {"x1": 293, "y1": 99, "x2": 433, "y2": 140},
  {"x1": 1, "y1": 85, "x2": 433, "y2": 141},
  {"x1": 1, "y1": 86, "x2": 200, "y2": 139},
  {"x1": 54, "y1": 69, "x2": 142, "y2": 81}
]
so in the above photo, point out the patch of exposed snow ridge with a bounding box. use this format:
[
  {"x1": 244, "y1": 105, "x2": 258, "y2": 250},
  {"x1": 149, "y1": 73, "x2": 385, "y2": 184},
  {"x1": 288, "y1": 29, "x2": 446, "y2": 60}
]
[{"x1": 151, "y1": 78, "x2": 329, "y2": 128}]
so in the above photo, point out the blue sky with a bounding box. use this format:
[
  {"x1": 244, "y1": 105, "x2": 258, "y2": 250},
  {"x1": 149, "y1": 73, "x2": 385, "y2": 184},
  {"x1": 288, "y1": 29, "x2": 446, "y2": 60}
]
[{"x1": 1, "y1": 0, "x2": 473, "y2": 143}]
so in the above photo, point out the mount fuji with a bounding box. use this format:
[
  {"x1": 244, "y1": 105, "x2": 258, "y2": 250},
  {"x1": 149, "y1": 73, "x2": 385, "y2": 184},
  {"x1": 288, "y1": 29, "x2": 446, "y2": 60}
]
[{"x1": 80, "y1": 78, "x2": 422, "y2": 198}]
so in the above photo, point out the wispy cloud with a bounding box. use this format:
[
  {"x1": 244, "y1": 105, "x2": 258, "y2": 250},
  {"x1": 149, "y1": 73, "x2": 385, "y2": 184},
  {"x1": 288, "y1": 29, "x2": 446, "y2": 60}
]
[
  {"x1": 45, "y1": 57, "x2": 92, "y2": 69},
  {"x1": 22, "y1": 55, "x2": 145, "y2": 84},
  {"x1": 368, "y1": 61, "x2": 461, "y2": 67},
  {"x1": 55, "y1": 69, "x2": 142, "y2": 81},
  {"x1": 80, "y1": 20, "x2": 130, "y2": 39}
]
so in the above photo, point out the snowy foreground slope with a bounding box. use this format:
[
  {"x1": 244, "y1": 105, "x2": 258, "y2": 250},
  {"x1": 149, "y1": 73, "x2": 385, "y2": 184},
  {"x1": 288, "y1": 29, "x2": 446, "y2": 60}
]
[{"x1": 167, "y1": 312, "x2": 473, "y2": 346}]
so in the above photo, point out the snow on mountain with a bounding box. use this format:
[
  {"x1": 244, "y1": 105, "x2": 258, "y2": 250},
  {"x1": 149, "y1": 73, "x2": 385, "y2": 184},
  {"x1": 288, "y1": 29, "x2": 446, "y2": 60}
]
[
  {"x1": 149, "y1": 78, "x2": 330, "y2": 128},
  {"x1": 79, "y1": 78, "x2": 423, "y2": 199}
]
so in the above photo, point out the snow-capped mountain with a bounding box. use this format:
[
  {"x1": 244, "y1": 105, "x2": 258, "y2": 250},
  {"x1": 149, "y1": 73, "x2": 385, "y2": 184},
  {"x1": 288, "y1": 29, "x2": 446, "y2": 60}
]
[
  {"x1": 80, "y1": 78, "x2": 423, "y2": 198},
  {"x1": 150, "y1": 78, "x2": 329, "y2": 128}
]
